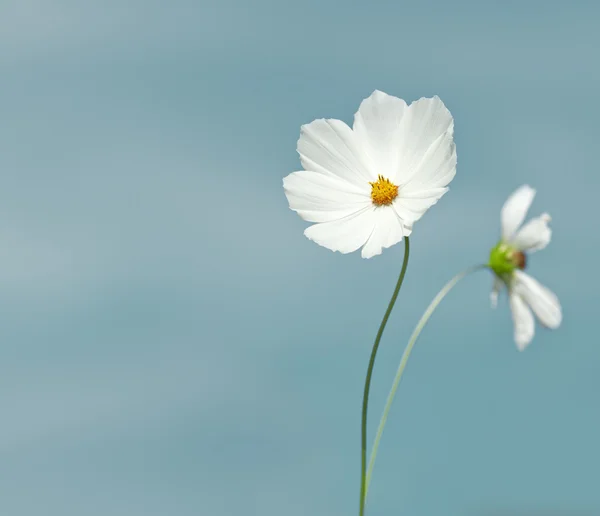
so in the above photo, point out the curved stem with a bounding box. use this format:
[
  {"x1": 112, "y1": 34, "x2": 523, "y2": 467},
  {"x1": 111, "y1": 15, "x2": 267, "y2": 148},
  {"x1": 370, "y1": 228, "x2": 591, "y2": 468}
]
[
  {"x1": 365, "y1": 264, "x2": 488, "y2": 497},
  {"x1": 359, "y1": 237, "x2": 410, "y2": 516}
]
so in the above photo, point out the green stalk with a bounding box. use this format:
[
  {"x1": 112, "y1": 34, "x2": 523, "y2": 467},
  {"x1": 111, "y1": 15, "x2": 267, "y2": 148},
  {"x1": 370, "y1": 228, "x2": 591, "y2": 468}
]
[
  {"x1": 365, "y1": 264, "x2": 488, "y2": 498},
  {"x1": 359, "y1": 237, "x2": 410, "y2": 516}
]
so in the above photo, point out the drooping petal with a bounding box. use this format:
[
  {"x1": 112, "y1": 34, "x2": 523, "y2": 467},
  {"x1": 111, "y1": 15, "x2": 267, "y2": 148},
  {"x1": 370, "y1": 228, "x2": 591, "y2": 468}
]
[
  {"x1": 392, "y1": 186, "x2": 449, "y2": 225},
  {"x1": 360, "y1": 207, "x2": 404, "y2": 259},
  {"x1": 352, "y1": 90, "x2": 407, "y2": 182},
  {"x1": 297, "y1": 118, "x2": 372, "y2": 188},
  {"x1": 511, "y1": 213, "x2": 552, "y2": 253},
  {"x1": 283, "y1": 171, "x2": 371, "y2": 223},
  {"x1": 509, "y1": 290, "x2": 535, "y2": 351},
  {"x1": 490, "y1": 277, "x2": 504, "y2": 308},
  {"x1": 513, "y1": 271, "x2": 562, "y2": 329},
  {"x1": 501, "y1": 185, "x2": 536, "y2": 242},
  {"x1": 394, "y1": 96, "x2": 455, "y2": 186},
  {"x1": 303, "y1": 206, "x2": 377, "y2": 254}
]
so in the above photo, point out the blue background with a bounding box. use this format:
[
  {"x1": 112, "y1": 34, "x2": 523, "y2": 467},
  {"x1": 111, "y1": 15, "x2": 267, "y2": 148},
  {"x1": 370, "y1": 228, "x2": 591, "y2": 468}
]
[{"x1": 1, "y1": 1, "x2": 598, "y2": 515}]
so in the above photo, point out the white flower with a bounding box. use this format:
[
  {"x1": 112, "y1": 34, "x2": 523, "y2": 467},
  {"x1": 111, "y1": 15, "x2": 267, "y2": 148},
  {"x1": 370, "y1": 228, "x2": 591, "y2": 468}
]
[
  {"x1": 283, "y1": 90, "x2": 457, "y2": 258},
  {"x1": 489, "y1": 185, "x2": 562, "y2": 350}
]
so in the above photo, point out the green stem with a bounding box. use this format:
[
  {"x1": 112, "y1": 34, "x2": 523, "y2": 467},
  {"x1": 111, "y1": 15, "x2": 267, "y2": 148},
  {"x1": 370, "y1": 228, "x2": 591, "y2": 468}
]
[
  {"x1": 365, "y1": 264, "x2": 488, "y2": 498},
  {"x1": 359, "y1": 237, "x2": 410, "y2": 516}
]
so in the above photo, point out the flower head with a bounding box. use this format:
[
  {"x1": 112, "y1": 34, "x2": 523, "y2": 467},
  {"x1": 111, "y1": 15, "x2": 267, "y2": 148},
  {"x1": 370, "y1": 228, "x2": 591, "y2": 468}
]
[
  {"x1": 283, "y1": 90, "x2": 457, "y2": 258},
  {"x1": 489, "y1": 185, "x2": 562, "y2": 350}
]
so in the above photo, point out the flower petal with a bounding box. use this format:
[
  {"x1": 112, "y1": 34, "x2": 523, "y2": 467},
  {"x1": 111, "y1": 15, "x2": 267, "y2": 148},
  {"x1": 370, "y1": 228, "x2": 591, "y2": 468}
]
[
  {"x1": 511, "y1": 213, "x2": 552, "y2": 253},
  {"x1": 303, "y1": 206, "x2": 377, "y2": 254},
  {"x1": 352, "y1": 90, "x2": 407, "y2": 182},
  {"x1": 509, "y1": 290, "x2": 535, "y2": 351},
  {"x1": 392, "y1": 186, "x2": 449, "y2": 224},
  {"x1": 395, "y1": 96, "x2": 454, "y2": 186},
  {"x1": 501, "y1": 185, "x2": 536, "y2": 241},
  {"x1": 297, "y1": 118, "x2": 372, "y2": 188},
  {"x1": 283, "y1": 171, "x2": 371, "y2": 223},
  {"x1": 513, "y1": 271, "x2": 562, "y2": 329},
  {"x1": 404, "y1": 128, "x2": 457, "y2": 190},
  {"x1": 360, "y1": 207, "x2": 404, "y2": 259},
  {"x1": 490, "y1": 277, "x2": 504, "y2": 308}
]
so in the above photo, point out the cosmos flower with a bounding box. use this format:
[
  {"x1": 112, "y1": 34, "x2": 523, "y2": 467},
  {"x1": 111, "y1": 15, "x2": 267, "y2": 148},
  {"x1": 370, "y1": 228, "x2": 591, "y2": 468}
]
[
  {"x1": 283, "y1": 90, "x2": 457, "y2": 258},
  {"x1": 489, "y1": 185, "x2": 562, "y2": 350}
]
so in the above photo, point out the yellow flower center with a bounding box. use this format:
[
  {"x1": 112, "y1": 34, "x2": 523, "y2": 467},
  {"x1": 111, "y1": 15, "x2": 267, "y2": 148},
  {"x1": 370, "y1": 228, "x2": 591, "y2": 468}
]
[{"x1": 369, "y1": 175, "x2": 399, "y2": 206}]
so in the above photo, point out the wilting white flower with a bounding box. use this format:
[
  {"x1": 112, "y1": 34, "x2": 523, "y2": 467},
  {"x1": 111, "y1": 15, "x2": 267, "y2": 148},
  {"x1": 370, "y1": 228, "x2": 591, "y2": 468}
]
[
  {"x1": 489, "y1": 185, "x2": 562, "y2": 350},
  {"x1": 283, "y1": 90, "x2": 457, "y2": 258}
]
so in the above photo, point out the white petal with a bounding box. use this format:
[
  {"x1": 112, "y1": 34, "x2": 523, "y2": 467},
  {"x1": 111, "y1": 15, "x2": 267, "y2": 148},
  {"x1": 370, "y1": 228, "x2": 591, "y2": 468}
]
[
  {"x1": 513, "y1": 271, "x2": 562, "y2": 329},
  {"x1": 490, "y1": 277, "x2": 504, "y2": 308},
  {"x1": 361, "y1": 207, "x2": 404, "y2": 259},
  {"x1": 297, "y1": 118, "x2": 372, "y2": 188},
  {"x1": 352, "y1": 90, "x2": 407, "y2": 182},
  {"x1": 501, "y1": 185, "x2": 536, "y2": 241},
  {"x1": 392, "y1": 186, "x2": 449, "y2": 225},
  {"x1": 304, "y1": 206, "x2": 377, "y2": 254},
  {"x1": 394, "y1": 96, "x2": 454, "y2": 186},
  {"x1": 511, "y1": 213, "x2": 552, "y2": 253},
  {"x1": 403, "y1": 129, "x2": 457, "y2": 190},
  {"x1": 509, "y1": 290, "x2": 535, "y2": 351},
  {"x1": 283, "y1": 171, "x2": 371, "y2": 223}
]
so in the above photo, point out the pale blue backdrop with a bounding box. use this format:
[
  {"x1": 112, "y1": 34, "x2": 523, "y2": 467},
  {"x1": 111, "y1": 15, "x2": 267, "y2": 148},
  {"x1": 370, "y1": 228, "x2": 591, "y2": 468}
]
[{"x1": 1, "y1": 1, "x2": 598, "y2": 515}]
